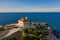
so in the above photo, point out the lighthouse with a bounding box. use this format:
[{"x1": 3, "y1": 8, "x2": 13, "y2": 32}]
[
  {"x1": 25, "y1": 16, "x2": 28, "y2": 19},
  {"x1": 16, "y1": 17, "x2": 36, "y2": 29},
  {"x1": 17, "y1": 17, "x2": 29, "y2": 28}
]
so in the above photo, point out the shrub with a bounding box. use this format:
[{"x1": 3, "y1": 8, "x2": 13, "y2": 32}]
[{"x1": 0, "y1": 28, "x2": 5, "y2": 31}]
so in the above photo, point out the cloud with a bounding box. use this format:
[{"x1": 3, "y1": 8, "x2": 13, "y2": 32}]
[{"x1": 0, "y1": 8, "x2": 60, "y2": 12}]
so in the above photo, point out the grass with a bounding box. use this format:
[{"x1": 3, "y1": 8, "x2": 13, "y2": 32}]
[{"x1": 0, "y1": 28, "x2": 6, "y2": 36}]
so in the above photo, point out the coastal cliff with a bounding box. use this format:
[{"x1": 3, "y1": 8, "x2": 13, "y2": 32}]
[
  {"x1": 2, "y1": 22, "x2": 60, "y2": 40},
  {"x1": 0, "y1": 17, "x2": 60, "y2": 40}
]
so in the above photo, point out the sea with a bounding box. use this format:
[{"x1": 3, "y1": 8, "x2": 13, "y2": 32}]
[{"x1": 0, "y1": 12, "x2": 60, "y2": 36}]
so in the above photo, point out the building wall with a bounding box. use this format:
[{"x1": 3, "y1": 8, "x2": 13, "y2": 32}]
[
  {"x1": 18, "y1": 21, "x2": 24, "y2": 27},
  {"x1": 24, "y1": 22, "x2": 29, "y2": 28},
  {"x1": 17, "y1": 20, "x2": 36, "y2": 29},
  {"x1": 24, "y1": 22, "x2": 36, "y2": 28}
]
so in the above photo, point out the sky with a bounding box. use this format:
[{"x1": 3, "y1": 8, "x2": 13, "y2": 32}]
[{"x1": 0, "y1": 0, "x2": 60, "y2": 12}]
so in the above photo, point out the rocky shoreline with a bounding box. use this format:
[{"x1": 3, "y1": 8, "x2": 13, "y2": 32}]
[{"x1": 32, "y1": 22, "x2": 60, "y2": 40}]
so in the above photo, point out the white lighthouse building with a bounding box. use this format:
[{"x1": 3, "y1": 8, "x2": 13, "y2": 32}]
[
  {"x1": 16, "y1": 17, "x2": 36, "y2": 29},
  {"x1": 17, "y1": 17, "x2": 28, "y2": 28}
]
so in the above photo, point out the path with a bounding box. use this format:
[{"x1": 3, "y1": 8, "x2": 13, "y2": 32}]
[{"x1": 0, "y1": 28, "x2": 21, "y2": 40}]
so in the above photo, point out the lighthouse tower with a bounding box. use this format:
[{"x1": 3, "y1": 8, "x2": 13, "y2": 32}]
[{"x1": 25, "y1": 16, "x2": 28, "y2": 19}]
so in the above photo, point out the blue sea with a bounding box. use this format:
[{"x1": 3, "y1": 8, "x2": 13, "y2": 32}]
[{"x1": 0, "y1": 12, "x2": 60, "y2": 36}]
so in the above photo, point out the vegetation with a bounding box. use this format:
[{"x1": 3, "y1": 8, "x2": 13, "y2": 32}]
[
  {"x1": 0, "y1": 28, "x2": 5, "y2": 31},
  {"x1": 0, "y1": 28, "x2": 6, "y2": 36},
  {"x1": 20, "y1": 27, "x2": 48, "y2": 40},
  {"x1": 4, "y1": 36, "x2": 18, "y2": 40},
  {"x1": 3, "y1": 23, "x2": 49, "y2": 40}
]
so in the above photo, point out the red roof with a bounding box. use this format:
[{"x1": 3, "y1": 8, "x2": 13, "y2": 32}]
[{"x1": 19, "y1": 18, "x2": 28, "y2": 22}]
